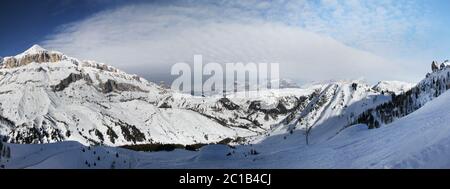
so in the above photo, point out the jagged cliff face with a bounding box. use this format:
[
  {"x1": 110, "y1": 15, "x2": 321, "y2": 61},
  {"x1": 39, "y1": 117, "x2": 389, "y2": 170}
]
[{"x1": 2, "y1": 52, "x2": 64, "y2": 68}]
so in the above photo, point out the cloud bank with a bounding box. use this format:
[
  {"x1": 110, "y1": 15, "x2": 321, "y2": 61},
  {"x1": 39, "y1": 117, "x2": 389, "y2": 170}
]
[{"x1": 42, "y1": 1, "x2": 424, "y2": 84}]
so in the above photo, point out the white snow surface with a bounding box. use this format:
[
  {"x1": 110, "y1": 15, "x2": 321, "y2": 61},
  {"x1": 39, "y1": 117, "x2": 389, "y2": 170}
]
[{"x1": 3, "y1": 89, "x2": 450, "y2": 168}]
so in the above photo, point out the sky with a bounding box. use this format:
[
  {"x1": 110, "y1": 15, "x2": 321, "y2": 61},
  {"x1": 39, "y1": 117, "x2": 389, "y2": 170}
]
[{"x1": 1, "y1": 0, "x2": 450, "y2": 85}]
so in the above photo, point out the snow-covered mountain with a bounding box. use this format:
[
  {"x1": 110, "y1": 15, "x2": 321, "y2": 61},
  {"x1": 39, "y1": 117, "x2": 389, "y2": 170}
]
[
  {"x1": 0, "y1": 45, "x2": 412, "y2": 147},
  {"x1": 6, "y1": 45, "x2": 450, "y2": 169},
  {"x1": 0, "y1": 45, "x2": 335, "y2": 146},
  {"x1": 0, "y1": 45, "x2": 253, "y2": 146},
  {"x1": 249, "y1": 80, "x2": 393, "y2": 145},
  {"x1": 372, "y1": 80, "x2": 415, "y2": 95}
]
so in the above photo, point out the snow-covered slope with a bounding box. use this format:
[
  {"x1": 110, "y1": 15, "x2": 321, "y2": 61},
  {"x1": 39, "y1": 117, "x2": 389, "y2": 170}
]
[
  {"x1": 4, "y1": 89, "x2": 450, "y2": 168},
  {"x1": 162, "y1": 87, "x2": 322, "y2": 133},
  {"x1": 259, "y1": 80, "x2": 392, "y2": 145},
  {"x1": 0, "y1": 45, "x2": 330, "y2": 146},
  {"x1": 354, "y1": 64, "x2": 450, "y2": 129},
  {"x1": 0, "y1": 45, "x2": 260, "y2": 146}
]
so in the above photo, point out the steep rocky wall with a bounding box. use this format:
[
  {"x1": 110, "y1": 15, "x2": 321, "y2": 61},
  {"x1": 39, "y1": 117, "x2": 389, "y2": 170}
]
[{"x1": 2, "y1": 52, "x2": 65, "y2": 68}]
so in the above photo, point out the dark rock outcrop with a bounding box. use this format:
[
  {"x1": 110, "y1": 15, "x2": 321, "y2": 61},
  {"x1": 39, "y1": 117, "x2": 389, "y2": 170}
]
[
  {"x1": 2, "y1": 52, "x2": 65, "y2": 68},
  {"x1": 218, "y1": 98, "x2": 240, "y2": 110},
  {"x1": 52, "y1": 73, "x2": 84, "y2": 92},
  {"x1": 101, "y1": 79, "x2": 147, "y2": 93}
]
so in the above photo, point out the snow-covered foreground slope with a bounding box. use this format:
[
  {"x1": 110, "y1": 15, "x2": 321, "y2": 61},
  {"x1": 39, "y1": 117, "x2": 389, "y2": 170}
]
[{"x1": 3, "y1": 89, "x2": 450, "y2": 169}]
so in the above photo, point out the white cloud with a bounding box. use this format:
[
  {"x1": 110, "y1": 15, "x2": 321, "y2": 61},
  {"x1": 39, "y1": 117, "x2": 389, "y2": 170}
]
[{"x1": 42, "y1": 2, "x2": 421, "y2": 84}]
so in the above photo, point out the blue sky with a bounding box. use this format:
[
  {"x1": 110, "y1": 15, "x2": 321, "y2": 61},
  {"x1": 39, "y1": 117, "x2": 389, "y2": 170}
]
[
  {"x1": 1, "y1": 0, "x2": 450, "y2": 84},
  {"x1": 0, "y1": 0, "x2": 155, "y2": 56}
]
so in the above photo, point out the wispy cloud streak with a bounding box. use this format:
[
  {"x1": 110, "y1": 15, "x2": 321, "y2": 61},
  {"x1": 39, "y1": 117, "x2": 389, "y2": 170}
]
[{"x1": 42, "y1": 1, "x2": 426, "y2": 83}]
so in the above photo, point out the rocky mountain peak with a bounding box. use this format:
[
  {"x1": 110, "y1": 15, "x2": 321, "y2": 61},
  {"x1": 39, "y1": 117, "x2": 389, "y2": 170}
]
[
  {"x1": 21, "y1": 44, "x2": 48, "y2": 55},
  {"x1": 1, "y1": 44, "x2": 66, "y2": 69}
]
